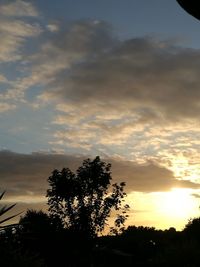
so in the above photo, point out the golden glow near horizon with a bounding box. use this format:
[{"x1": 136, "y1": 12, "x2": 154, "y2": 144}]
[
  {"x1": 126, "y1": 187, "x2": 200, "y2": 231},
  {"x1": 160, "y1": 188, "x2": 195, "y2": 219},
  {"x1": 136, "y1": 152, "x2": 200, "y2": 230},
  {"x1": 163, "y1": 159, "x2": 199, "y2": 224},
  {"x1": 155, "y1": 188, "x2": 199, "y2": 230}
]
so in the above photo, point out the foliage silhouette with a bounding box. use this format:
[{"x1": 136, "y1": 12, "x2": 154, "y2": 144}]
[
  {"x1": 19, "y1": 209, "x2": 53, "y2": 234},
  {"x1": 0, "y1": 209, "x2": 45, "y2": 267},
  {"x1": 183, "y1": 217, "x2": 200, "y2": 241},
  {"x1": 47, "y1": 156, "x2": 129, "y2": 239},
  {"x1": 4, "y1": 157, "x2": 200, "y2": 266},
  {"x1": 17, "y1": 209, "x2": 101, "y2": 266},
  {"x1": 0, "y1": 190, "x2": 21, "y2": 231},
  {"x1": 17, "y1": 209, "x2": 57, "y2": 266}
]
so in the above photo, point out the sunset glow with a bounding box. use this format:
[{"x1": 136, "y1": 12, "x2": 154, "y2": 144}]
[
  {"x1": 160, "y1": 188, "x2": 197, "y2": 219},
  {"x1": 1, "y1": 0, "x2": 200, "y2": 231}
]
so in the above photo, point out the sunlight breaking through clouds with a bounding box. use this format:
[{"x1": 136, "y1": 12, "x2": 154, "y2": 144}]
[{"x1": 1, "y1": 0, "x2": 200, "y2": 230}]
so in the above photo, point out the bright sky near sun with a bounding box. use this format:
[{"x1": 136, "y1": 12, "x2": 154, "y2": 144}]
[{"x1": 1, "y1": 0, "x2": 200, "y2": 230}]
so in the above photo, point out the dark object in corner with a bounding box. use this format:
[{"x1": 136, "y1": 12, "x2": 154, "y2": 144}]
[{"x1": 177, "y1": 0, "x2": 200, "y2": 21}]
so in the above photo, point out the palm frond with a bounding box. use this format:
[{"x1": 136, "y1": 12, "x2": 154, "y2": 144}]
[
  {"x1": 0, "y1": 211, "x2": 22, "y2": 225},
  {"x1": 0, "y1": 190, "x2": 21, "y2": 229},
  {"x1": 0, "y1": 191, "x2": 6, "y2": 200},
  {"x1": 0, "y1": 203, "x2": 17, "y2": 217}
]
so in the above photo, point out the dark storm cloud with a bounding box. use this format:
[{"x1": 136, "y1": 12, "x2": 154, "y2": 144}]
[{"x1": 0, "y1": 151, "x2": 199, "y2": 201}]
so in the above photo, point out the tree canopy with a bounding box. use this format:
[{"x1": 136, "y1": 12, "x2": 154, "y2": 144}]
[{"x1": 47, "y1": 156, "x2": 129, "y2": 238}]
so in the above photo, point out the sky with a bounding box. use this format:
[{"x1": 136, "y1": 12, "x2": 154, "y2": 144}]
[{"x1": 1, "y1": 0, "x2": 200, "y2": 230}]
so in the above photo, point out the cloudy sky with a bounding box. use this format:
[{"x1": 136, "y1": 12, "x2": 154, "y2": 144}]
[{"x1": 1, "y1": 0, "x2": 200, "y2": 230}]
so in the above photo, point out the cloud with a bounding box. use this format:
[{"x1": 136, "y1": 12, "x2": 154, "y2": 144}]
[
  {"x1": 0, "y1": 20, "x2": 42, "y2": 37},
  {"x1": 22, "y1": 21, "x2": 199, "y2": 127},
  {"x1": 0, "y1": 33, "x2": 22, "y2": 62},
  {"x1": 0, "y1": 103, "x2": 16, "y2": 112},
  {"x1": 2, "y1": 18, "x2": 200, "y2": 187},
  {"x1": 0, "y1": 151, "x2": 200, "y2": 204},
  {"x1": 0, "y1": 0, "x2": 38, "y2": 17},
  {"x1": 0, "y1": 0, "x2": 41, "y2": 63},
  {"x1": 0, "y1": 150, "x2": 84, "y2": 200},
  {"x1": 0, "y1": 20, "x2": 42, "y2": 63},
  {"x1": 47, "y1": 23, "x2": 59, "y2": 32},
  {"x1": 4, "y1": 12, "x2": 200, "y2": 122},
  {"x1": 191, "y1": 193, "x2": 200, "y2": 199},
  {"x1": 6, "y1": 19, "x2": 200, "y2": 121},
  {"x1": 10, "y1": 20, "x2": 199, "y2": 153},
  {"x1": 48, "y1": 38, "x2": 200, "y2": 121},
  {"x1": 0, "y1": 20, "x2": 115, "y2": 114},
  {"x1": 0, "y1": 0, "x2": 42, "y2": 113},
  {"x1": 0, "y1": 74, "x2": 8, "y2": 83},
  {"x1": 18, "y1": 20, "x2": 115, "y2": 94},
  {"x1": 111, "y1": 158, "x2": 200, "y2": 193}
]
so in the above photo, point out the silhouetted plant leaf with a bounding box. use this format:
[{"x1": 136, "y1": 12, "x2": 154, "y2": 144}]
[{"x1": 0, "y1": 190, "x2": 21, "y2": 229}]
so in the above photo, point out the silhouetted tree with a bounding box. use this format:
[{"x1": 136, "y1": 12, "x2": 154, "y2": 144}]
[
  {"x1": 47, "y1": 156, "x2": 129, "y2": 239},
  {"x1": 183, "y1": 217, "x2": 200, "y2": 241},
  {"x1": 17, "y1": 210, "x2": 57, "y2": 266},
  {"x1": 0, "y1": 208, "x2": 45, "y2": 267},
  {"x1": 19, "y1": 209, "x2": 52, "y2": 234}
]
